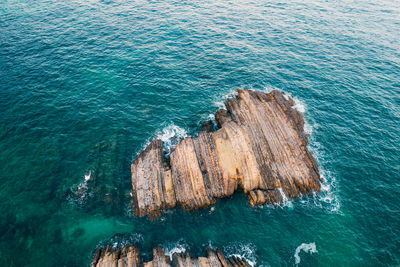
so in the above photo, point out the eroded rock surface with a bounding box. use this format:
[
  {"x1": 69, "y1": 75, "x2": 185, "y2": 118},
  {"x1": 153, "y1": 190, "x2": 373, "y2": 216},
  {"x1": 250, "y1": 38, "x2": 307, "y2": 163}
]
[
  {"x1": 131, "y1": 90, "x2": 321, "y2": 218},
  {"x1": 92, "y1": 246, "x2": 251, "y2": 267}
]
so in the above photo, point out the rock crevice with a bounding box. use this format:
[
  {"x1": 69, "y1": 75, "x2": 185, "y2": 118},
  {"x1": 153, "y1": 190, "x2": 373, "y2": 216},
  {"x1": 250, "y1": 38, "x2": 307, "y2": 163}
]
[{"x1": 131, "y1": 90, "x2": 321, "y2": 218}]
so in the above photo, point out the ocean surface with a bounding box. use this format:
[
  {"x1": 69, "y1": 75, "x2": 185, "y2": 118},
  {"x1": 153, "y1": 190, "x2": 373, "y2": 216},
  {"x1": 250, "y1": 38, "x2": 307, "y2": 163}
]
[{"x1": 1, "y1": 0, "x2": 399, "y2": 266}]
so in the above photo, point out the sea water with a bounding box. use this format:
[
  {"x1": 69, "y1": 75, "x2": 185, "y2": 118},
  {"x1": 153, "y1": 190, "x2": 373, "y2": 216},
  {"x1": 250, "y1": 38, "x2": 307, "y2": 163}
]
[{"x1": 0, "y1": 0, "x2": 399, "y2": 266}]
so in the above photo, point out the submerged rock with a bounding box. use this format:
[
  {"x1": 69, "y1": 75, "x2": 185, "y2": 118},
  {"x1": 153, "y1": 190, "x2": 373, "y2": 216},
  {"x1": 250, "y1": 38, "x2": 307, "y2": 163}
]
[
  {"x1": 131, "y1": 90, "x2": 321, "y2": 218},
  {"x1": 91, "y1": 246, "x2": 251, "y2": 267}
]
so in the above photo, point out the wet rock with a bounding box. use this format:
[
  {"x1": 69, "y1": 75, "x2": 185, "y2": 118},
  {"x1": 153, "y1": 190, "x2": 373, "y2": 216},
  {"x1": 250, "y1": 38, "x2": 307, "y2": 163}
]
[
  {"x1": 202, "y1": 120, "x2": 214, "y2": 133},
  {"x1": 92, "y1": 246, "x2": 250, "y2": 267},
  {"x1": 131, "y1": 90, "x2": 321, "y2": 217},
  {"x1": 214, "y1": 109, "x2": 231, "y2": 128}
]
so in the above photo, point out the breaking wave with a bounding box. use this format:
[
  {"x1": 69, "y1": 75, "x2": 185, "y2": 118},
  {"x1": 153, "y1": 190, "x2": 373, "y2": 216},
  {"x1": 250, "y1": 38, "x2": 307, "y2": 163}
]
[
  {"x1": 308, "y1": 141, "x2": 341, "y2": 213},
  {"x1": 292, "y1": 97, "x2": 306, "y2": 114},
  {"x1": 294, "y1": 242, "x2": 317, "y2": 265},
  {"x1": 68, "y1": 170, "x2": 94, "y2": 206},
  {"x1": 162, "y1": 240, "x2": 188, "y2": 260},
  {"x1": 213, "y1": 89, "x2": 239, "y2": 110},
  {"x1": 302, "y1": 103, "x2": 340, "y2": 213},
  {"x1": 301, "y1": 118, "x2": 340, "y2": 213},
  {"x1": 282, "y1": 90, "x2": 307, "y2": 114},
  {"x1": 223, "y1": 242, "x2": 257, "y2": 267},
  {"x1": 134, "y1": 123, "x2": 188, "y2": 159},
  {"x1": 278, "y1": 188, "x2": 294, "y2": 209},
  {"x1": 283, "y1": 91, "x2": 340, "y2": 213},
  {"x1": 155, "y1": 124, "x2": 188, "y2": 156}
]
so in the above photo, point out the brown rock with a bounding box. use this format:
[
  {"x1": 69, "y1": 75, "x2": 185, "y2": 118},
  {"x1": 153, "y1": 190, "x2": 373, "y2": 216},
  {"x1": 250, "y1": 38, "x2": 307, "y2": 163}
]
[
  {"x1": 144, "y1": 247, "x2": 171, "y2": 267},
  {"x1": 131, "y1": 140, "x2": 176, "y2": 219},
  {"x1": 215, "y1": 109, "x2": 231, "y2": 127},
  {"x1": 202, "y1": 120, "x2": 214, "y2": 132},
  {"x1": 92, "y1": 246, "x2": 250, "y2": 267},
  {"x1": 91, "y1": 245, "x2": 140, "y2": 267},
  {"x1": 131, "y1": 89, "x2": 321, "y2": 217}
]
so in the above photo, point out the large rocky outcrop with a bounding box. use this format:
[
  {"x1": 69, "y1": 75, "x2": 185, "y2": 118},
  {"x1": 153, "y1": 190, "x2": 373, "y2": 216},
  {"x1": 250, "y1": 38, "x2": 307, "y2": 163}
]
[
  {"x1": 92, "y1": 246, "x2": 251, "y2": 267},
  {"x1": 131, "y1": 89, "x2": 321, "y2": 218}
]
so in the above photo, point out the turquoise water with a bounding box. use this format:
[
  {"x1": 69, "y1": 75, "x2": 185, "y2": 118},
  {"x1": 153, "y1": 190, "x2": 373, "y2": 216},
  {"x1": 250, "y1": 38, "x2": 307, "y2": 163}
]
[{"x1": 1, "y1": 0, "x2": 399, "y2": 266}]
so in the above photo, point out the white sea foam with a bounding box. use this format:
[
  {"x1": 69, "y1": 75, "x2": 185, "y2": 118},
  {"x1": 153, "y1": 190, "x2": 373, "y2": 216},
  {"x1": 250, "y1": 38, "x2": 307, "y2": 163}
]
[
  {"x1": 278, "y1": 188, "x2": 294, "y2": 209},
  {"x1": 315, "y1": 163, "x2": 340, "y2": 213},
  {"x1": 285, "y1": 92, "x2": 340, "y2": 213},
  {"x1": 132, "y1": 123, "x2": 188, "y2": 160},
  {"x1": 209, "y1": 206, "x2": 215, "y2": 214},
  {"x1": 68, "y1": 170, "x2": 94, "y2": 206},
  {"x1": 283, "y1": 92, "x2": 290, "y2": 100},
  {"x1": 164, "y1": 241, "x2": 188, "y2": 260},
  {"x1": 263, "y1": 85, "x2": 281, "y2": 94},
  {"x1": 304, "y1": 121, "x2": 313, "y2": 135},
  {"x1": 223, "y1": 242, "x2": 257, "y2": 267},
  {"x1": 213, "y1": 89, "x2": 238, "y2": 110},
  {"x1": 281, "y1": 90, "x2": 307, "y2": 114},
  {"x1": 307, "y1": 133, "x2": 341, "y2": 213},
  {"x1": 294, "y1": 242, "x2": 317, "y2": 265},
  {"x1": 78, "y1": 170, "x2": 91, "y2": 190},
  {"x1": 207, "y1": 113, "x2": 216, "y2": 121},
  {"x1": 155, "y1": 124, "x2": 188, "y2": 156},
  {"x1": 207, "y1": 114, "x2": 218, "y2": 129},
  {"x1": 287, "y1": 91, "x2": 340, "y2": 213},
  {"x1": 76, "y1": 181, "x2": 87, "y2": 194},
  {"x1": 84, "y1": 170, "x2": 92, "y2": 182},
  {"x1": 214, "y1": 99, "x2": 227, "y2": 110},
  {"x1": 292, "y1": 97, "x2": 306, "y2": 114},
  {"x1": 204, "y1": 240, "x2": 216, "y2": 249}
]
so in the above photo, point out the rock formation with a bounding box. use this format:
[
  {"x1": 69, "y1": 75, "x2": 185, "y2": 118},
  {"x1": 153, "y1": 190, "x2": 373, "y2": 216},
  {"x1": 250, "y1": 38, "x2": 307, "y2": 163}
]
[
  {"x1": 131, "y1": 89, "x2": 321, "y2": 218},
  {"x1": 92, "y1": 246, "x2": 251, "y2": 267}
]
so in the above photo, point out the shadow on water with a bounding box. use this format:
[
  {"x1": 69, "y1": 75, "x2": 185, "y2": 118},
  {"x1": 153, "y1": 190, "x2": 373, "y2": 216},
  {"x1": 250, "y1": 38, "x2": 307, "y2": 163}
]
[{"x1": 68, "y1": 129, "x2": 132, "y2": 216}]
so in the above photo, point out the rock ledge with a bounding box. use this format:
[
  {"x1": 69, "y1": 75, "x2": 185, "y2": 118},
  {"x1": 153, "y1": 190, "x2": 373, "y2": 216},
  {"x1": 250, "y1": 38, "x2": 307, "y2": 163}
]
[
  {"x1": 131, "y1": 90, "x2": 321, "y2": 218},
  {"x1": 92, "y1": 246, "x2": 251, "y2": 267}
]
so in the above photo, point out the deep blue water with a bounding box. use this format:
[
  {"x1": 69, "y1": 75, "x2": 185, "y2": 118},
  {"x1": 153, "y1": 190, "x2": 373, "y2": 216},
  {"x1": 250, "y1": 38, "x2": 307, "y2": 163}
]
[{"x1": 1, "y1": 0, "x2": 399, "y2": 266}]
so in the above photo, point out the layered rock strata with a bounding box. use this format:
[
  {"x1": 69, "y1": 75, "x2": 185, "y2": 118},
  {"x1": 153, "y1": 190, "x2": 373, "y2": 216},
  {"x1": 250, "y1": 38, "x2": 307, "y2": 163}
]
[
  {"x1": 92, "y1": 246, "x2": 250, "y2": 267},
  {"x1": 131, "y1": 89, "x2": 321, "y2": 218}
]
